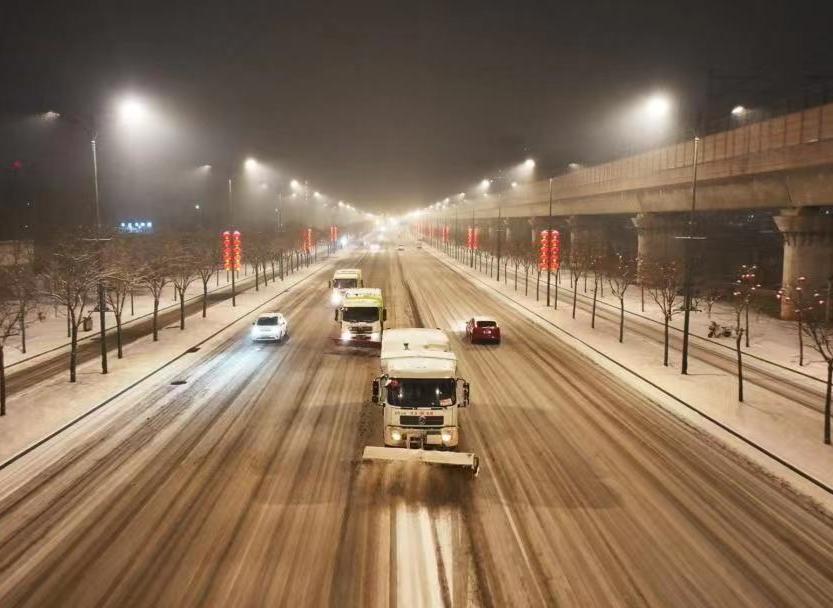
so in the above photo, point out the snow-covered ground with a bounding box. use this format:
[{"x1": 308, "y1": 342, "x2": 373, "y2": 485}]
[
  {"x1": 426, "y1": 245, "x2": 833, "y2": 510},
  {"x1": 4, "y1": 263, "x2": 271, "y2": 368},
  {"x1": 0, "y1": 255, "x2": 338, "y2": 463}
]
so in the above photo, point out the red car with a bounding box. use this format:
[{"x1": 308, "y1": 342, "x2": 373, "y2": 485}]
[{"x1": 466, "y1": 317, "x2": 501, "y2": 344}]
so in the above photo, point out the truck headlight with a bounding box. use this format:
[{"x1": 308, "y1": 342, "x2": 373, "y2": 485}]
[
  {"x1": 441, "y1": 430, "x2": 453, "y2": 443},
  {"x1": 391, "y1": 429, "x2": 402, "y2": 442},
  {"x1": 341, "y1": 331, "x2": 351, "y2": 341},
  {"x1": 331, "y1": 292, "x2": 342, "y2": 304}
]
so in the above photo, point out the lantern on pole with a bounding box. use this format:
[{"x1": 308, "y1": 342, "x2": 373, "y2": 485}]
[
  {"x1": 222, "y1": 230, "x2": 232, "y2": 271},
  {"x1": 466, "y1": 227, "x2": 473, "y2": 250},
  {"x1": 538, "y1": 230, "x2": 560, "y2": 271},
  {"x1": 232, "y1": 230, "x2": 242, "y2": 271}
]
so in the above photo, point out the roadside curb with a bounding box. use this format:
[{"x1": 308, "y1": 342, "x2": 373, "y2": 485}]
[
  {"x1": 426, "y1": 246, "x2": 833, "y2": 502},
  {"x1": 0, "y1": 258, "x2": 335, "y2": 472}
]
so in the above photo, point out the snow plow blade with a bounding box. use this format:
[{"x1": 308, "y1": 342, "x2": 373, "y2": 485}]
[
  {"x1": 362, "y1": 446, "x2": 480, "y2": 476},
  {"x1": 332, "y1": 337, "x2": 382, "y2": 349}
]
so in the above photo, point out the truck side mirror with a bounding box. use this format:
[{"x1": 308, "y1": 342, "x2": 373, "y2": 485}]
[
  {"x1": 328, "y1": 280, "x2": 332, "y2": 288},
  {"x1": 371, "y1": 379, "x2": 380, "y2": 404},
  {"x1": 334, "y1": 309, "x2": 339, "y2": 322},
  {"x1": 463, "y1": 381, "x2": 470, "y2": 407},
  {"x1": 382, "y1": 308, "x2": 387, "y2": 322}
]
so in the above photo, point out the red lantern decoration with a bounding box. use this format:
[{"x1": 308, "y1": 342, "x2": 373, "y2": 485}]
[
  {"x1": 222, "y1": 231, "x2": 232, "y2": 271},
  {"x1": 538, "y1": 230, "x2": 560, "y2": 271},
  {"x1": 330, "y1": 225, "x2": 338, "y2": 243},
  {"x1": 232, "y1": 230, "x2": 242, "y2": 271}
]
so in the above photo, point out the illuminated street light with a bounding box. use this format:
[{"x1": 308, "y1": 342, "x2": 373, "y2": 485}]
[
  {"x1": 290, "y1": 179, "x2": 301, "y2": 190},
  {"x1": 313, "y1": 191, "x2": 321, "y2": 198},
  {"x1": 42, "y1": 110, "x2": 61, "y2": 120},
  {"x1": 524, "y1": 158, "x2": 535, "y2": 169},
  {"x1": 480, "y1": 178, "x2": 491, "y2": 190},
  {"x1": 244, "y1": 157, "x2": 258, "y2": 170},
  {"x1": 117, "y1": 96, "x2": 149, "y2": 126},
  {"x1": 731, "y1": 105, "x2": 747, "y2": 117},
  {"x1": 644, "y1": 94, "x2": 672, "y2": 119},
  {"x1": 511, "y1": 181, "x2": 518, "y2": 188}
]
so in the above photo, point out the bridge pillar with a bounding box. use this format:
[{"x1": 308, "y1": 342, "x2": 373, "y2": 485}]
[
  {"x1": 774, "y1": 208, "x2": 833, "y2": 319},
  {"x1": 568, "y1": 215, "x2": 607, "y2": 259},
  {"x1": 631, "y1": 213, "x2": 687, "y2": 278}
]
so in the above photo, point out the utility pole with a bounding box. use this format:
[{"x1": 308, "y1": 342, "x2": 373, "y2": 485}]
[
  {"x1": 228, "y1": 177, "x2": 236, "y2": 307},
  {"x1": 90, "y1": 135, "x2": 108, "y2": 374},
  {"x1": 546, "y1": 177, "x2": 553, "y2": 307},
  {"x1": 496, "y1": 205, "x2": 502, "y2": 281},
  {"x1": 680, "y1": 135, "x2": 701, "y2": 375}
]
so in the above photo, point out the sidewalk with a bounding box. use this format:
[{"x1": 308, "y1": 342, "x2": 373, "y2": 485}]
[
  {"x1": 0, "y1": 254, "x2": 337, "y2": 464},
  {"x1": 5, "y1": 262, "x2": 274, "y2": 371},
  {"x1": 426, "y1": 245, "x2": 833, "y2": 510}
]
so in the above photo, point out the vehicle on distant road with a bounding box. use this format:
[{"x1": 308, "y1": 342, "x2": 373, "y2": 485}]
[
  {"x1": 397, "y1": 244, "x2": 405, "y2": 251},
  {"x1": 416, "y1": 242, "x2": 423, "y2": 249},
  {"x1": 329, "y1": 268, "x2": 363, "y2": 305},
  {"x1": 251, "y1": 312, "x2": 288, "y2": 343},
  {"x1": 466, "y1": 317, "x2": 501, "y2": 344},
  {"x1": 335, "y1": 288, "x2": 386, "y2": 346}
]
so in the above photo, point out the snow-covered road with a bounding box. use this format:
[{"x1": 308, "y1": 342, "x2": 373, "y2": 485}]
[{"x1": 1, "y1": 247, "x2": 833, "y2": 606}]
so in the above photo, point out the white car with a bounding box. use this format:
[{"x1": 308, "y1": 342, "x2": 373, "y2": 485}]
[{"x1": 251, "y1": 312, "x2": 288, "y2": 343}]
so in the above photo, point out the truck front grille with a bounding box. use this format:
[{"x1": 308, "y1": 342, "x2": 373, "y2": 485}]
[{"x1": 399, "y1": 415, "x2": 445, "y2": 426}]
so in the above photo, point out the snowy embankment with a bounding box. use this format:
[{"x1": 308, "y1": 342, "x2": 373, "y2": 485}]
[
  {"x1": 426, "y1": 245, "x2": 833, "y2": 510},
  {"x1": 0, "y1": 255, "x2": 337, "y2": 463}
]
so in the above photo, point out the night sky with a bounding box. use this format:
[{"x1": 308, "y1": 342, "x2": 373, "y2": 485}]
[{"x1": 1, "y1": 0, "x2": 832, "y2": 228}]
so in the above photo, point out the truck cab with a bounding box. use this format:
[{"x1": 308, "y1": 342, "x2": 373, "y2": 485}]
[
  {"x1": 335, "y1": 288, "x2": 386, "y2": 345},
  {"x1": 373, "y1": 330, "x2": 470, "y2": 449},
  {"x1": 329, "y1": 268, "x2": 363, "y2": 305}
]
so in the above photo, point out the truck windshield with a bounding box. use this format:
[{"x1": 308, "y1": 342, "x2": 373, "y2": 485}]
[
  {"x1": 343, "y1": 306, "x2": 379, "y2": 322},
  {"x1": 333, "y1": 278, "x2": 358, "y2": 289},
  {"x1": 386, "y1": 378, "x2": 456, "y2": 408}
]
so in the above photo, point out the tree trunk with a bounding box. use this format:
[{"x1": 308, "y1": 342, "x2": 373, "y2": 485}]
[
  {"x1": 179, "y1": 289, "x2": 186, "y2": 330},
  {"x1": 255, "y1": 265, "x2": 260, "y2": 291},
  {"x1": 641, "y1": 284, "x2": 645, "y2": 312},
  {"x1": 745, "y1": 304, "x2": 750, "y2": 348},
  {"x1": 619, "y1": 298, "x2": 625, "y2": 342},
  {"x1": 572, "y1": 285, "x2": 578, "y2": 319},
  {"x1": 514, "y1": 263, "x2": 518, "y2": 291},
  {"x1": 663, "y1": 316, "x2": 670, "y2": 367},
  {"x1": 131, "y1": 291, "x2": 135, "y2": 315},
  {"x1": 591, "y1": 278, "x2": 598, "y2": 328},
  {"x1": 798, "y1": 316, "x2": 804, "y2": 366},
  {"x1": 736, "y1": 330, "x2": 744, "y2": 402},
  {"x1": 202, "y1": 281, "x2": 208, "y2": 318},
  {"x1": 153, "y1": 299, "x2": 160, "y2": 341},
  {"x1": 70, "y1": 322, "x2": 78, "y2": 382},
  {"x1": 115, "y1": 313, "x2": 123, "y2": 358},
  {"x1": 536, "y1": 270, "x2": 540, "y2": 301},
  {"x1": 826, "y1": 361, "x2": 832, "y2": 445},
  {"x1": 19, "y1": 302, "x2": 26, "y2": 354},
  {"x1": 525, "y1": 268, "x2": 529, "y2": 296},
  {"x1": 554, "y1": 276, "x2": 559, "y2": 309},
  {"x1": 1, "y1": 344, "x2": 5, "y2": 416}
]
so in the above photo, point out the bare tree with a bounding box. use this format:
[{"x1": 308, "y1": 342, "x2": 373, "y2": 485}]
[
  {"x1": 589, "y1": 255, "x2": 604, "y2": 329},
  {"x1": 645, "y1": 260, "x2": 683, "y2": 367},
  {"x1": 138, "y1": 237, "x2": 171, "y2": 342},
  {"x1": 606, "y1": 253, "x2": 636, "y2": 343},
  {"x1": 729, "y1": 266, "x2": 759, "y2": 403},
  {"x1": 170, "y1": 238, "x2": 199, "y2": 330},
  {"x1": 778, "y1": 276, "x2": 810, "y2": 366},
  {"x1": 42, "y1": 239, "x2": 100, "y2": 382},
  {"x1": 103, "y1": 237, "x2": 144, "y2": 358},
  {"x1": 0, "y1": 267, "x2": 29, "y2": 415},
  {"x1": 569, "y1": 247, "x2": 590, "y2": 319},
  {"x1": 4, "y1": 242, "x2": 36, "y2": 355},
  {"x1": 194, "y1": 233, "x2": 221, "y2": 318},
  {"x1": 702, "y1": 284, "x2": 723, "y2": 319},
  {"x1": 802, "y1": 289, "x2": 833, "y2": 443}
]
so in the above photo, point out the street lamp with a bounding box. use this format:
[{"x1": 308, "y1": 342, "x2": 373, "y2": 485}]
[{"x1": 45, "y1": 93, "x2": 155, "y2": 375}]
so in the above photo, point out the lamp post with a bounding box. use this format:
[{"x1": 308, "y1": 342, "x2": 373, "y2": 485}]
[
  {"x1": 45, "y1": 96, "x2": 152, "y2": 375},
  {"x1": 546, "y1": 177, "x2": 553, "y2": 307}
]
